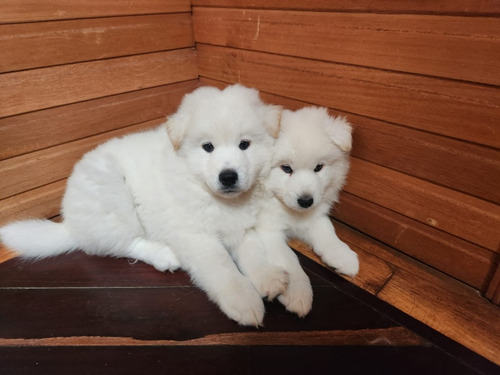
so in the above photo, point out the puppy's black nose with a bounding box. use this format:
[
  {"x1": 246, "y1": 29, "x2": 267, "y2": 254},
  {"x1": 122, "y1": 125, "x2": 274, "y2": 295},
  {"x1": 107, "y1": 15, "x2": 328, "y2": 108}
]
[
  {"x1": 219, "y1": 169, "x2": 238, "y2": 187},
  {"x1": 298, "y1": 195, "x2": 314, "y2": 208}
]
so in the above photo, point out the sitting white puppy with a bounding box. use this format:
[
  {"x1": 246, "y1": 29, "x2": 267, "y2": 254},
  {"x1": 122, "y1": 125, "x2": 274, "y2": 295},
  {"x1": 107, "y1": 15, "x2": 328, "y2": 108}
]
[
  {"x1": 0, "y1": 85, "x2": 282, "y2": 326},
  {"x1": 234, "y1": 106, "x2": 359, "y2": 318}
]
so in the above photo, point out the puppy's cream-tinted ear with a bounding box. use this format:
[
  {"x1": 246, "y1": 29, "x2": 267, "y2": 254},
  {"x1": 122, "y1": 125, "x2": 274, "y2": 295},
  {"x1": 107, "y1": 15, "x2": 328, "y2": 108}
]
[
  {"x1": 327, "y1": 116, "x2": 353, "y2": 153},
  {"x1": 166, "y1": 111, "x2": 189, "y2": 150},
  {"x1": 259, "y1": 104, "x2": 283, "y2": 138}
]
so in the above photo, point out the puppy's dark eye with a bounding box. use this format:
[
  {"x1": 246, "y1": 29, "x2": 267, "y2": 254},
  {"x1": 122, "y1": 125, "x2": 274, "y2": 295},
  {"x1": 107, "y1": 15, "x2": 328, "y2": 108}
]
[
  {"x1": 281, "y1": 165, "x2": 293, "y2": 174},
  {"x1": 239, "y1": 140, "x2": 251, "y2": 150},
  {"x1": 314, "y1": 163, "x2": 324, "y2": 172},
  {"x1": 202, "y1": 142, "x2": 214, "y2": 153}
]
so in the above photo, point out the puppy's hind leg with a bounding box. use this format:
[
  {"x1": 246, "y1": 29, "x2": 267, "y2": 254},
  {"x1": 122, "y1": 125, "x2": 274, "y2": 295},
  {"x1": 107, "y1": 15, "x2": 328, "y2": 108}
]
[
  {"x1": 126, "y1": 238, "x2": 180, "y2": 272},
  {"x1": 63, "y1": 154, "x2": 179, "y2": 271}
]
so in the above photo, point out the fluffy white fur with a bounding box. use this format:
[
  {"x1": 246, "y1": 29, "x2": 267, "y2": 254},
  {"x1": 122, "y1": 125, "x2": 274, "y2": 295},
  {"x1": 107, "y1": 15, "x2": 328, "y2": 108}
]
[
  {"x1": 233, "y1": 106, "x2": 359, "y2": 318},
  {"x1": 0, "y1": 84, "x2": 282, "y2": 327}
]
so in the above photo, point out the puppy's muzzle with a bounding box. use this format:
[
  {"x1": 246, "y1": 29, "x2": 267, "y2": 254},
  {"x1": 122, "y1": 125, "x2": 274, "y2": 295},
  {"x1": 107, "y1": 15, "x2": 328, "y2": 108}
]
[
  {"x1": 219, "y1": 169, "x2": 239, "y2": 188},
  {"x1": 297, "y1": 195, "x2": 314, "y2": 209}
]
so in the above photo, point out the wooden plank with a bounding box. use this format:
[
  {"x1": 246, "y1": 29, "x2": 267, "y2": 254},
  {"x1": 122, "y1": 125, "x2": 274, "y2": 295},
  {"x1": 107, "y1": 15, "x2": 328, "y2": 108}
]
[
  {"x1": 193, "y1": 8, "x2": 500, "y2": 85},
  {"x1": 334, "y1": 193, "x2": 496, "y2": 290},
  {"x1": 0, "y1": 0, "x2": 191, "y2": 23},
  {"x1": 0, "y1": 14, "x2": 194, "y2": 73},
  {"x1": 196, "y1": 45, "x2": 500, "y2": 148},
  {"x1": 0, "y1": 288, "x2": 397, "y2": 340},
  {"x1": 289, "y1": 238, "x2": 394, "y2": 296},
  {"x1": 191, "y1": 0, "x2": 500, "y2": 15},
  {"x1": 379, "y1": 270, "x2": 500, "y2": 366},
  {"x1": 0, "y1": 345, "x2": 485, "y2": 375},
  {"x1": 0, "y1": 252, "x2": 194, "y2": 288},
  {"x1": 0, "y1": 327, "x2": 427, "y2": 347},
  {"x1": 0, "y1": 180, "x2": 66, "y2": 226},
  {"x1": 346, "y1": 158, "x2": 500, "y2": 252},
  {"x1": 201, "y1": 78, "x2": 500, "y2": 203},
  {"x1": 0, "y1": 49, "x2": 197, "y2": 118},
  {"x1": 0, "y1": 80, "x2": 198, "y2": 160},
  {"x1": 348, "y1": 115, "x2": 500, "y2": 204},
  {"x1": 0, "y1": 244, "x2": 16, "y2": 264},
  {"x1": 0, "y1": 119, "x2": 164, "y2": 200},
  {"x1": 334, "y1": 222, "x2": 500, "y2": 366},
  {"x1": 485, "y1": 264, "x2": 500, "y2": 305}
]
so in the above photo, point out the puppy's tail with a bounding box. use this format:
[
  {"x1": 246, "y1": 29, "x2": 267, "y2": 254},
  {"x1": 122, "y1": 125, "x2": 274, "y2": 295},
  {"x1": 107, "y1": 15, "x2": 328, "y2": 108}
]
[{"x1": 0, "y1": 219, "x2": 78, "y2": 259}]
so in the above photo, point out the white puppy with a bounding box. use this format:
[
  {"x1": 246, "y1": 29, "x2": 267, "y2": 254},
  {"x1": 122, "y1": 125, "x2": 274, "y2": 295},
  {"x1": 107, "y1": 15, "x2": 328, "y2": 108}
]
[
  {"x1": 234, "y1": 106, "x2": 359, "y2": 317},
  {"x1": 0, "y1": 85, "x2": 282, "y2": 326}
]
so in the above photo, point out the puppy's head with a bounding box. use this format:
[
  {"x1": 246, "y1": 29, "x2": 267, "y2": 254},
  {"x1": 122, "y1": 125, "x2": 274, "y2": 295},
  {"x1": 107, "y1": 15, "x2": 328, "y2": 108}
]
[
  {"x1": 166, "y1": 84, "x2": 282, "y2": 198},
  {"x1": 268, "y1": 106, "x2": 352, "y2": 212}
]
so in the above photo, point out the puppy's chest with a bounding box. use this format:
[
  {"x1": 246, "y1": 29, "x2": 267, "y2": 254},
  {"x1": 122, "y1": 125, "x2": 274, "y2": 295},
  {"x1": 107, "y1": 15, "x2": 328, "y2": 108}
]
[{"x1": 212, "y1": 207, "x2": 257, "y2": 249}]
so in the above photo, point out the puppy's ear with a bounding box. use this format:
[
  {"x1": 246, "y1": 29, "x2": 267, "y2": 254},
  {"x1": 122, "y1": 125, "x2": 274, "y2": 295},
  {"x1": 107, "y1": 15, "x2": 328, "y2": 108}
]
[
  {"x1": 166, "y1": 86, "x2": 220, "y2": 150},
  {"x1": 326, "y1": 116, "x2": 353, "y2": 153},
  {"x1": 166, "y1": 111, "x2": 189, "y2": 151},
  {"x1": 259, "y1": 104, "x2": 283, "y2": 138}
]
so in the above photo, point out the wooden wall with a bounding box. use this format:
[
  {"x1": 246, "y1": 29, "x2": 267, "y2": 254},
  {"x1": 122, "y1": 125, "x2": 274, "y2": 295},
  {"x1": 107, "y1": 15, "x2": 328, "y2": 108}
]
[
  {"x1": 0, "y1": 0, "x2": 198, "y2": 225},
  {"x1": 192, "y1": 0, "x2": 500, "y2": 298}
]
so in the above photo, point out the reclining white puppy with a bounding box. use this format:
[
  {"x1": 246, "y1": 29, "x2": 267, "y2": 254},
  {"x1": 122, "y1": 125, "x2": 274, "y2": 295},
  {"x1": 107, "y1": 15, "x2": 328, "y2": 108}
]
[
  {"x1": 0, "y1": 85, "x2": 282, "y2": 326},
  {"x1": 234, "y1": 106, "x2": 359, "y2": 318}
]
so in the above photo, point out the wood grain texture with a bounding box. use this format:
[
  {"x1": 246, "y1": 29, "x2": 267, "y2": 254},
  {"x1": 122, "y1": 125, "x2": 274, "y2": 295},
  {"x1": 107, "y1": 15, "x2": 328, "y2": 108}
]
[
  {"x1": 485, "y1": 264, "x2": 500, "y2": 305},
  {"x1": 0, "y1": 0, "x2": 191, "y2": 23},
  {"x1": 0, "y1": 49, "x2": 197, "y2": 118},
  {"x1": 289, "y1": 238, "x2": 394, "y2": 296},
  {"x1": 196, "y1": 45, "x2": 500, "y2": 147},
  {"x1": 0, "y1": 180, "x2": 66, "y2": 226},
  {"x1": 193, "y1": 8, "x2": 500, "y2": 85},
  {"x1": 0, "y1": 119, "x2": 164, "y2": 200},
  {"x1": 346, "y1": 158, "x2": 500, "y2": 252},
  {"x1": 0, "y1": 80, "x2": 198, "y2": 160},
  {"x1": 0, "y1": 327, "x2": 427, "y2": 347},
  {"x1": 334, "y1": 193, "x2": 496, "y2": 291},
  {"x1": 0, "y1": 245, "x2": 496, "y2": 373},
  {"x1": 191, "y1": 0, "x2": 500, "y2": 15},
  {"x1": 201, "y1": 77, "x2": 500, "y2": 204},
  {"x1": 0, "y1": 14, "x2": 194, "y2": 73},
  {"x1": 379, "y1": 270, "x2": 500, "y2": 366},
  {"x1": 333, "y1": 222, "x2": 500, "y2": 366}
]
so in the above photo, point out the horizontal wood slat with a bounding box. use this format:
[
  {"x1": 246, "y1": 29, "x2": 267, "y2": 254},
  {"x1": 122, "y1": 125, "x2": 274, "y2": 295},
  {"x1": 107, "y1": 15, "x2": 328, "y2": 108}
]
[
  {"x1": 196, "y1": 45, "x2": 499, "y2": 148},
  {"x1": 349, "y1": 116, "x2": 500, "y2": 205},
  {"x1": 0, "y1": 49, "x2": 197, "y2": 118},
  {"x1": 0, "y1": 180, "x2": 65, "y2": 226},
  {"x1": 0, "y1": 14, "x2": 194, "y2": 73},
  {"x1": 0, "y1": 80, "x2": 198, "y2": 160},
  {"x1": 346, "y1": 158, "x2": 500, "y2": 252},
  {"x1": 0, "y1": 0, "x2": 191, "y2": 24},
  {"x1": 334, "y1": 193, "x2": 496, "y2": 291},
  {"x1": 201, "y1": 77, "x2": 500, "y2": 204},
  {"x1": 193, "y1": 8, "x2": 500, "y2": 85},
  {"x1": 352, "y1": 160, "x2": 500, "y2": 253},
  {"x1": 191, "y1": 0, "x2": 500, "y2": 15},
  {"x1": 0, "y1": 119, "x2": 165, "y2": 201},
  {"x1": 485, "y1": 265, "x2": 500, "y2": 304}
]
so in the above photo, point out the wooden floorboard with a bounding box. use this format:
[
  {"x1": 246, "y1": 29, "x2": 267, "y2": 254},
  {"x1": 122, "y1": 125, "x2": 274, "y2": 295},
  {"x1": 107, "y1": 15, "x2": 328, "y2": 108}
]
[{"x1": 0, "y1": 251, "x2": 497, "y2": 374}]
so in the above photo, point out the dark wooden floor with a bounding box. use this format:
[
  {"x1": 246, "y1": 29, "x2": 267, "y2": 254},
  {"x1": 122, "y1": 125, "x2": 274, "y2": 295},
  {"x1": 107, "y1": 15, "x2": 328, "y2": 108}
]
[{"x1": 0, "y1": 252, "x2": 497, "y2": 375}]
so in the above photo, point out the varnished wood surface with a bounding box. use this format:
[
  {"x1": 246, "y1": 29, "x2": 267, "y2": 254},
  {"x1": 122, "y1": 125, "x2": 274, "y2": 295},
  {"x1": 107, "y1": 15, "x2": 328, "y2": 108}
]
[{"x1": 0, "y1": 251, "x2": 496, "y2": 374}]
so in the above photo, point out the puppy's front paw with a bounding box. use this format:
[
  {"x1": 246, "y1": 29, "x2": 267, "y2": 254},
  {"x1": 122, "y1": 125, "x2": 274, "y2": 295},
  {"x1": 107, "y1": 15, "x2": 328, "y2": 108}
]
[
  {"x1": 218, "y1": 281, "x2": 265, "y2": 327},
  {"x1": 253, "y1": 266, "x2": 289, "y2": 300},
  {"x1": 278, "y1": 279, "x2": 313, "y2": 318},
  {"x1": 321, "y1": 242, "x2": 359, "y2": 277}
]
